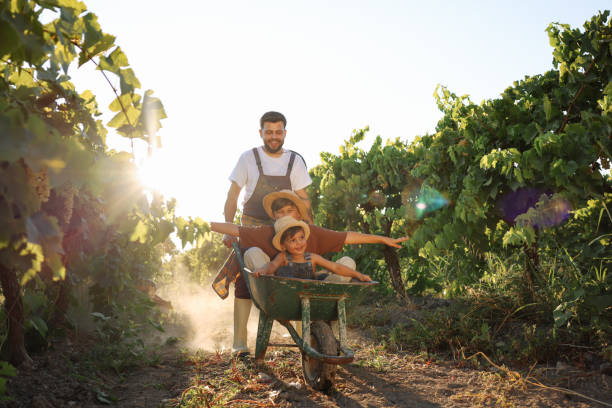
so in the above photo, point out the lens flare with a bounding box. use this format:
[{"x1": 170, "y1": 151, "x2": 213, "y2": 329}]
[
  {"x1": 498, "y1": 188, "x2": 571, "y2": 228},
  {"x1": 402, "y1": 184, "x2": 449, "y2": 220}
]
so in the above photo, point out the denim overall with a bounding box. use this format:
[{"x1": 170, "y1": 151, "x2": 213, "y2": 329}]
[{"x1": 276, "y1": 252, "x2": 315, "y2": 280}]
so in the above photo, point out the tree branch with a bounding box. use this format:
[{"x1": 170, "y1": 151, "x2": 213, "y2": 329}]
[{"x1": 557, "y1": 59, "x2": 595, "y2": 134}]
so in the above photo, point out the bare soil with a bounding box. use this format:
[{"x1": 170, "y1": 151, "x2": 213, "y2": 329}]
[{"x1": 2, "y1": 323, "x2": 611, "y2": 408}]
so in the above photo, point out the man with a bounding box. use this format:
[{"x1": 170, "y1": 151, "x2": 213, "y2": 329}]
[
  {"x1": 210, "y1": 190, "x2": 409, "y2": 356},
  {"x1": 223, "y1": 110, "x2": 312, "y2": 235},
  {"x1": 213, "y1": 111, "x2": 312, "y2": 356}
]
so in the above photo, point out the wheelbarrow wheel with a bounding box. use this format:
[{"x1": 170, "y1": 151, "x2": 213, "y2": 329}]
[{"x1": 302, "y1": 321, "x2": 338, "y2": 391}]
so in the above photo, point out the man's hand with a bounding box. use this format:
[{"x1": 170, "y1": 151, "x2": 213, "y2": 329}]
[
  {"x1": 222, "y1": 234, "x2": 238, "y2": 248},
  {"x1": 380, "y1": 236, "x2": 409, "y2": 248}
]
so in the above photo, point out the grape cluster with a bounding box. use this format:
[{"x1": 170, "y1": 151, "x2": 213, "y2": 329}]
[
  {"x1": 24, "y1": 164, "x2": 50, "y2": 203},
  {"x1": 42, "y1": 184, "x2": 77, "y2": 229}
]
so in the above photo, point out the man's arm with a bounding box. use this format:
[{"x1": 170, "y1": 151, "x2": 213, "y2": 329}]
[
  {"x1": 222, "y1": 182, "x2": 242, "y2": 247},
  {"x1": 210, "y1": 222, "x2": 239, "y2": 237},
  {"x1": 224, "y1": 181, "x2": 241, "y2": 222},
  {"x1": 294, "y1": 188, "x2": 314, "y2": 223},
  {"x1": 344, "y1": 232, "x2": 409, "y2": 248}
]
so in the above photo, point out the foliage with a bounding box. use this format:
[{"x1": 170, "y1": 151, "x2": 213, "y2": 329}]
[
  {"x1": 0, "y1": 0, "x2": 209, "y2": 367},
  {"x1": 309, "y1": 11, "x2": 611, "y2": 357},
  {"x1": 309, "y1": 128, "x2": 420, "y2": 295},
  {"x1": 178, "y1": 232, "x2": 231, "y2": 285},
  {"x1": 379, "y1": 247, "x2": 610, "y2": 365},
  {"x1": 0, "y1": 360, "x2": 16, "y2": 399}
]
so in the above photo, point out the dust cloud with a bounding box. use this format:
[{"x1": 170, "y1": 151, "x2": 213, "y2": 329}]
[{"x1": 157, "y1": 264, "x2": 288, "y2": 353}]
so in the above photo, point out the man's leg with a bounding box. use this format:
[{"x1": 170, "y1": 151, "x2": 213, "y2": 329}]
[
  {"x1": 233, "y1": 296, "x2": 251, "y2": 354},
  {"x1": 232, "y1": 248, "x2": 270, "y2": 355}
]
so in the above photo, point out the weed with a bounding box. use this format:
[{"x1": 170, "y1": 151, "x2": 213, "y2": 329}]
[
  {"x1": 355, "y1": 345, "x2": 390, "y2": 372},
  {"x1": 0, "y1": 361, "x2": 16, "y2": 400}
]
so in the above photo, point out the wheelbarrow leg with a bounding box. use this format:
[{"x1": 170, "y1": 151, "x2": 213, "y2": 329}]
[
  {"x1": 301, "y1": 297, "x2": 311, "y2": 346},
  {"x1": 254, "y1": 311, "x2": 274, "y2": 362},
  {"x1": 337, "y1": 297, "x2": 347, "y2": 349}
]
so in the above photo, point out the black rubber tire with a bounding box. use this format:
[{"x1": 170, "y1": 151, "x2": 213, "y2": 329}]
[{"x1": 302, "y1": 321, "x2": 338, "y2": 391}]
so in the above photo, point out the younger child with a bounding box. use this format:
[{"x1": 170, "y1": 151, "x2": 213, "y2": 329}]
[{"x1": 254, "y1": 216, "x2": 372, "y2": 282}]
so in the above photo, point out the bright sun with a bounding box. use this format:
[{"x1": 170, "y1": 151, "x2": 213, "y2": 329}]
[
  {"x1": 137, "y1": 151, "x2": 177, "y2": 195},
  {"x1": 135, "y1": 146, "x2": 229, "y2": 219}
]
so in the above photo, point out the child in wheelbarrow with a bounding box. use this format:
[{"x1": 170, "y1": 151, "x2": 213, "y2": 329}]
[{"x1": 253, "y1": 216, "x2": 372, "y2": 282}]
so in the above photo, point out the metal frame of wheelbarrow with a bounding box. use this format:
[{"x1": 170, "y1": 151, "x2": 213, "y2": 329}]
[{"x1": 232, "y1": 243, "x2": 374, "y2": 364}]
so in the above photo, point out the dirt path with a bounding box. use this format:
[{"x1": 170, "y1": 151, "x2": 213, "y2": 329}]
[{"x1": 5, "y1": 327, "x2": 610, "y2": 408}]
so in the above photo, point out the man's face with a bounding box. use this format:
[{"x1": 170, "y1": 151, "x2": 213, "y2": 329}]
[
  {"x1": 273, "y1": 204, "x2": 301, "y2": 221},
  {"x1": 281, "y1": 229, "x2": 307, "y2": 255},
  {"x1": 259, "y1": 121, "x2": 286, "y2": 154}
]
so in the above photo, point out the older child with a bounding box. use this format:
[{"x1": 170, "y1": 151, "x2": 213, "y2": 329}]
[{"x1": 253, "y1": 216, "x2": 371, "y2": 282}]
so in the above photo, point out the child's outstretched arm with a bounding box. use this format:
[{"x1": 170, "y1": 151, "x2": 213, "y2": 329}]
[
  {"x1": 254, "y1": 252, "x2": 286, "y2": 278},
  {"x1": 310, "y1": 254, "x2": 371, "y2": 282},
  {"x1": 209, "y1": 222, "x2": 239, "y2": 237}
]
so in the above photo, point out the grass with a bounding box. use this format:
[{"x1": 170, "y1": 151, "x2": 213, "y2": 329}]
[
  {"x1": 352, "y1": 344, "x2": 391, "y2": 372},
  {"x1": 166, "y1": 350, "x2": 291, "y2": 408},
  {"x1": 344, "y1": 245, "x2": 611, "y2": 371}
]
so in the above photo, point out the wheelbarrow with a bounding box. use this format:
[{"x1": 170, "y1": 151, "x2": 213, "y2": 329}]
[{"x1": 233, "y1": 243, "x2": 378, "y2": 391}]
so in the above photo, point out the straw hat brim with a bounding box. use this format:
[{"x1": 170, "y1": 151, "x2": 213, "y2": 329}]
[
  {"x1": 272, "y1": 218, "x2": 310, "y2": 251},
  {"x1": 263, "y1": 190, "x2": 308, "y2": 220}
]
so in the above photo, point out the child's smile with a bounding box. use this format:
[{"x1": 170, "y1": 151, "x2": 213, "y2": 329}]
[{"x1": 283, "y1": 229, "x2": 307, "y2": 259}]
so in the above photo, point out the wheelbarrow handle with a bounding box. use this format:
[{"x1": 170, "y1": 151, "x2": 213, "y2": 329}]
[{"x1": 278, "y1": 320, "x2": 355, "y2": 365}]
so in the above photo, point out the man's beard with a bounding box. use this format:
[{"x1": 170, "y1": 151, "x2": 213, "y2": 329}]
[{"x1": 264, "y1": 139, "x2": 284, "y2": 154}]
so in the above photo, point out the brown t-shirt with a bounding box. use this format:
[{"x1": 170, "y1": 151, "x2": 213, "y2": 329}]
[{"x1": 239, "y1": 224, "x2": 347, "y2": 258}]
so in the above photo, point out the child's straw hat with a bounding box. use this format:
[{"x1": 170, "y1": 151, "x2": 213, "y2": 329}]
[
  {"x1": 263, "y1": 190, "x2": 309, "y2": 220},
  {"x1": 272, "y1": 215, "x2": 310, "y2": 251}
]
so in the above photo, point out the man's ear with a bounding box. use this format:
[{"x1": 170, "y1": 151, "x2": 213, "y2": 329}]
[{"x1": 259, "y1": 129, "x2": 264, "y2": 139}]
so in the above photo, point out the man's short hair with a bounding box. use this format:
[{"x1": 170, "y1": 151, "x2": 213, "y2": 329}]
[
  {"x1": 271, "y1": 197, "x2": 297, "y2": 213},
  {"x1": 260, "y1": 111, "x2": 286, "y2": 128}
]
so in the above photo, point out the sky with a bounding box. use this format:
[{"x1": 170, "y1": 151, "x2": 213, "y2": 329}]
[{"x1": 69, "y1": 1, "x2": 611, "y2": 222}]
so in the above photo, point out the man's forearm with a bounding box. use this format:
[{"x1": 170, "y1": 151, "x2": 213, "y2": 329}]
[
  {"x1": 304, "y1": 199, "x2": 314, "y2": 223},
  {"x1": 224, "y1": 198, "x2": 237, "y2": 223},
  {"x1": 224, "y1": 182, "x2": 241, "y2": 223},
  {"x1": 294, "y1": 188, "x2": 314, "y2": 222}
]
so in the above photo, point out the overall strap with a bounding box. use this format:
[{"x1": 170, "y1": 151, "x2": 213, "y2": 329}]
[
  {"x1": 252, "y1": 148, "x2": 263, "y2": 173},
  {"x1": 285, "y1": 152, "x2": 296, "y2": 177},
  {"x1": 304, "y1": 252, "x2": 311, "y2": 261},
  {"x1": 290, "y1": 150, "x2": 307, "y2": 168}
]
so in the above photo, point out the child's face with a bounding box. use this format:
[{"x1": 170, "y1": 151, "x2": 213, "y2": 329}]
[
  {"x1": 273, "y1": 204, "x2": 301, "y2": 221},
  {"x1": 281, "y1": 229, "x2": 307, "y2": 255}
]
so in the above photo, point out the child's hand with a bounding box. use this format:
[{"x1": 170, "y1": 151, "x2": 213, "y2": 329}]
[
  {"x1": 353, "y1": 271, "x2": 371, "y2": 282},
  {"x1": 254, "y1": 269, "x2": 272, "y2": 278}
]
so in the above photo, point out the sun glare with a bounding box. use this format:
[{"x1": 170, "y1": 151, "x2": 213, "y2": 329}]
[{"x1": 138, "y1": 151, "x2": 176, "y2": 195}]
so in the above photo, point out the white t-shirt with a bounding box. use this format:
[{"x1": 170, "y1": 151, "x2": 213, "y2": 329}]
[{"x1": 230, "y1": 146, "x2": 312, "y2": 207}]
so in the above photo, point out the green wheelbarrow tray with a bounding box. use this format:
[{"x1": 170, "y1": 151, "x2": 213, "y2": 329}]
[{"x1": 233, "y1": 243, "x2": 378, "y2": 365}]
